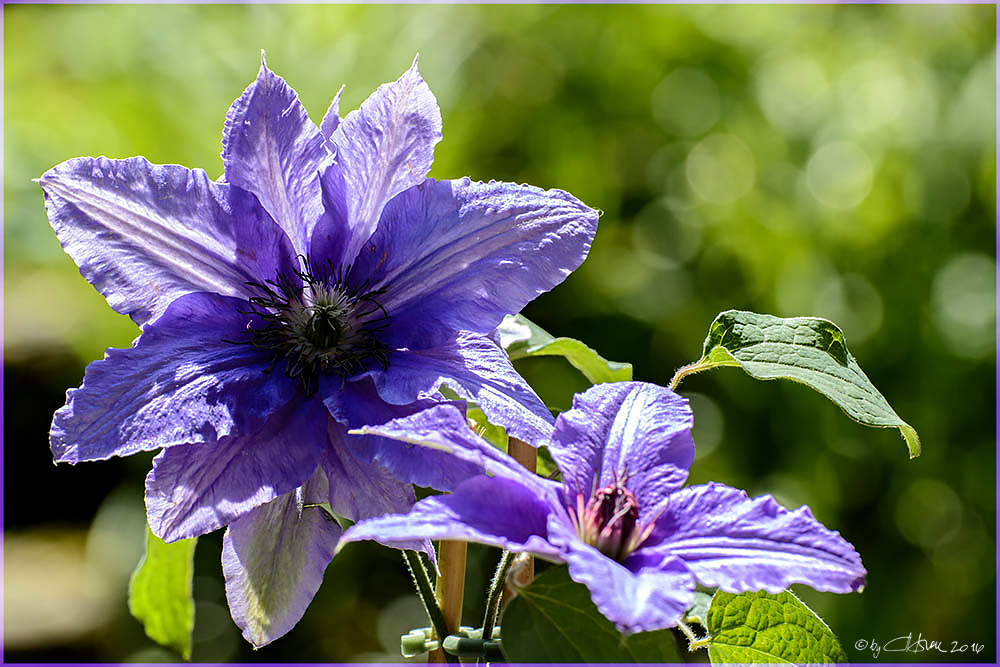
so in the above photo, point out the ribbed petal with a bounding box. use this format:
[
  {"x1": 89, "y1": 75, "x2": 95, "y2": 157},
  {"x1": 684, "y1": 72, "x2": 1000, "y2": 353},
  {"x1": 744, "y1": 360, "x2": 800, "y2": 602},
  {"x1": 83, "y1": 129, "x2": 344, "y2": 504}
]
[
  {"x1": 340, "y1": 475, "x2": 562, "y2": 560},
  {"x1": 548, "y1": 382, "x2": 694, "y2": 516},
  {"x1": 309, "y1": 161, "x2": 352, "y2": 276},
  {"x1": 145, "y1": 397, "x2": 328, "y2": 542},
  {"x1": 327, "y1": 379, "x2": 483, "y2": 491},
  {"x1": 647, "y1": 482, "x2": 866, "y2": 594},
  {"x1": 352, "y1": 178, "x2": 598, "y2": 350},
  {"x1": 359, "y1": 331, "x2": 554, "y2": 447},
  {"x1": 322, "y1": 419, "x2": 417, "y2": 521},
  {"x1": 547, "y1": 516, "x2": 695, "y2": 635},
  {"x1": 320, "y1": 84, "x2": 345, "y2": 144},
  {"x1": 50, "y1": 292, "x2": 297, "y2": 464},
  {"x1": 322, "y1": 56, "x2": 441, "y2": 268},
  {"x1": 39, "y1": 156, "x2": 295, "y2": 327},
  {"x1": 221, "y1": 57, "x2": 329, "y2": 256},
  {"x1": 348, "y1": 402, "x2": 559, "y2": 498},
  {"x1": 222, "y1": 467, "x2": 342, "y2": 648}
]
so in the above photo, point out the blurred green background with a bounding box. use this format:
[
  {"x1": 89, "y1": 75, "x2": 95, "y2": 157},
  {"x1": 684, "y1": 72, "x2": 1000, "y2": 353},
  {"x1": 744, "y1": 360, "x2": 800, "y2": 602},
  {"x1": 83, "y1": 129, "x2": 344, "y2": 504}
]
[{"x1": 4, "y1": 4, "x2": 995, "y2": 663}]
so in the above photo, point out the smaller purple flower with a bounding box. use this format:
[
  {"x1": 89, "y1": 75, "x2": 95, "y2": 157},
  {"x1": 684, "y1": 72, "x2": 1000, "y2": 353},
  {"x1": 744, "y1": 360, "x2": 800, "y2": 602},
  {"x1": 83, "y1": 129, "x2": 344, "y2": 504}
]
[{"x1": 340, "y1": 382, "x2": 867, "y2": 634}]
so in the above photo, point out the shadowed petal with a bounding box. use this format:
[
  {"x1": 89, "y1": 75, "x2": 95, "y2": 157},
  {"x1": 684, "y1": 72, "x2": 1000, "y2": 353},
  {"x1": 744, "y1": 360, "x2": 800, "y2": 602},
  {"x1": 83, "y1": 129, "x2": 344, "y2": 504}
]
[
  {"x1": 360, "y1": 332, "x2": 554, "y2": 447},
  {"x1": 323, "y1": 57, "x2": 441, "y2": 267},
  {"x1": 328, "y1": 379, "x2": 484, "y2": 491},
  {"x1": 340, "y1": 475, "x2": 562, "y2": 560},
  {"x1": 223, "y1": 467, "x2": 342, "y2": 648},
  {"x1": 353, "y1": 178, "x2": 598, "y2": 350},
  {"x1": 51, "y1": 292, "x2": 298, "y2": 464},
  {"x1": 547, "y1": 516, "x2": 695, "y2": 635},
  {"x1": 348, "y1": 402, "x2": 559, "y2": 497},
  {"x1": 145, "y1": 397, "x2": 328, "y2": 542},
  {"x1": 222, "y1": 58, "x2": 329, "y2": 256},
  {"x1": 39, "y1": 156, "x2": 296, "y2": 327},
  {"x1": 308, "y1": 161, "x2": 352, "y2": 275},
  {"x1": 322, "y1": 419, "x2": 417, "y2": 521},
  {"x1": 549, "y1": 382, "x2": 694, "y2": 514},
  {"x1": 648, "y1": 482, "x2": 866, "y2": 594}
]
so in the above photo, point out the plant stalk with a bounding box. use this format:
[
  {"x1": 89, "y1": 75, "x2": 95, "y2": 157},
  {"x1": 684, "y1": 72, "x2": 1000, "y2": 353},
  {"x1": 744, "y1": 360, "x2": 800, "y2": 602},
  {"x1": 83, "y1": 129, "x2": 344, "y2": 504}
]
[
  {"x1": 429, "y1": 540, "x2": 466, "y2": 663},
  {"x1": 402, "y1": 550, "x2": 452, "y2": 657},
  {"x1": 504, "y1": 437, "x2": 536, "y2": 602},
  {"x1": 669, "y1": 358, "x2": 715, "y2": 390},
  {"x1": 481, "y1": 550, "x2": 516, "y2": 642}
]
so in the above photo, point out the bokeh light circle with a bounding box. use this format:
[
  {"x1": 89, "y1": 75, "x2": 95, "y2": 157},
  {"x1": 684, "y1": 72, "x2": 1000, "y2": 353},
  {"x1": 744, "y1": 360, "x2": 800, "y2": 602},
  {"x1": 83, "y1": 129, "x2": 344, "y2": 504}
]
[
  {"x1": 686, "y1": 133, "x2": 756, "y2": 204},
  {"x1": 805, "y1": 140, "x2": 873, "y2": 209}
]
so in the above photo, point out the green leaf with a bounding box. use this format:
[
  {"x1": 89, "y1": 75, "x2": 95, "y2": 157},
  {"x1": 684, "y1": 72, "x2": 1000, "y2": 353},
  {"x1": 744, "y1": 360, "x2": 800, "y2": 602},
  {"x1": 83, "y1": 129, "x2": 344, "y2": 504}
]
[
  {"x1": 703, "y1": 590, "x2": 848, "y2": 664},
  {"x1": 498, "y1": 314, "x2": 633, "y2": 384},
  {"x1": 467, "y1": 405, "x2": 509, "y2": 450},
  {"x1": 128, "y1": 525, "x2": 197, "y2": 660},
  {"x1": 672, "y1": 310, "x2": 920, "y2": 458},
  {"x1": 501, "y1": 565, "x2": 681, "y2": 662}
]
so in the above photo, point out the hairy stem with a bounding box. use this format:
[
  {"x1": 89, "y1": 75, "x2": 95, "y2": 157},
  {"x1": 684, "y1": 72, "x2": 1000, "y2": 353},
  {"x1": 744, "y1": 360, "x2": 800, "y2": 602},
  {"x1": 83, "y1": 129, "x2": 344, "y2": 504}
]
[
  {"x1": 402, "y1": 549, "x2": 451, "y2": 658},
  {"x1": 669, "y1": 359, "x2": 710, "y2": 390},
  {"x1": 481, "y1": 550, "x2": 516, "y2": 642}
]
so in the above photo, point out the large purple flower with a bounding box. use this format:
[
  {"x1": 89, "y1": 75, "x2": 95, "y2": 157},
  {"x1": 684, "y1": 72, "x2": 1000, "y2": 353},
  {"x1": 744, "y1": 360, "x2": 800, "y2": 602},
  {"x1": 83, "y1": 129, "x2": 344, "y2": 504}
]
[
  {"x1": 340, "y1": 382, "x2": 867, "y2": 634},
  {"x1": 39, "y1": 56, "x2": 597, "y2": 645}
]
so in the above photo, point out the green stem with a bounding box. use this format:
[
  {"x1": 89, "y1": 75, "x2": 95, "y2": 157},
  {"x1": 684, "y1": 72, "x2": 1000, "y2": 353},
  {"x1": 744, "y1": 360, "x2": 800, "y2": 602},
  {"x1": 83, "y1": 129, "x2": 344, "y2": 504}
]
[
  {"x1": 669, "y1": 359, "x2": 710, "y2": 390},
  {"x1": 402, "y1": 549, "x2": 451, "y2": 656},
  {"x1": 481, "y1": 550, "x2": 516, "y2": 642},
  {"x1": 678, "y1": 620, "x2": 712, "y2": 651}
]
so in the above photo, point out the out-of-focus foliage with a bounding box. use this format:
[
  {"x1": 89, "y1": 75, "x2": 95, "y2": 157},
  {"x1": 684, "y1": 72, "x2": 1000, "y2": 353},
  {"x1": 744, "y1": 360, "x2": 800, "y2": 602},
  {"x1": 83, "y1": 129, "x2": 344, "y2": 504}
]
[{"x1": 4, "y1": 4, "x2": 994, "y2": 663}]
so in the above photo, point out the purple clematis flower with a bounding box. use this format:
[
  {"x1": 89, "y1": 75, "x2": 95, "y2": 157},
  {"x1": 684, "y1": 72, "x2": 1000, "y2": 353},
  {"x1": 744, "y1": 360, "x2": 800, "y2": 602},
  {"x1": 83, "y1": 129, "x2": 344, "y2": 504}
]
[
  {"x1": 340, "y1": 381, "x2": 867, "y2": 634},
  {"x1": 39, "y1": 56, "x2": 597, "y2": 646}
]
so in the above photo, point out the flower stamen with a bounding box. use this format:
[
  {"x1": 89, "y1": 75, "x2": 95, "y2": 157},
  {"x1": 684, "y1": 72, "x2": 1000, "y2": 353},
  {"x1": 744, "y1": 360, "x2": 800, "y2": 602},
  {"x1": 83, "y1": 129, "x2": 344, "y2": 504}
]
[
  {"x1": 569, "y1": 470, "x2": 653, "y2": 562},
  {"x1": 229, "y1": 256, "x2": 390, "y2": 394}
]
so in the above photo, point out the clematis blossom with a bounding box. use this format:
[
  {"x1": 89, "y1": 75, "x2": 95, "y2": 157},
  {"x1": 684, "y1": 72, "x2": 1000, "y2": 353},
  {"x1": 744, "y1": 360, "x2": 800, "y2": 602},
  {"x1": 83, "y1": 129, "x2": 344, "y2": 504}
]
[
  {"x1": 39, "y1": 56, "x2": 597, "y2": 645},
  {"x1": 340, "y1": 382, "x2": 867, "y2": 634}
]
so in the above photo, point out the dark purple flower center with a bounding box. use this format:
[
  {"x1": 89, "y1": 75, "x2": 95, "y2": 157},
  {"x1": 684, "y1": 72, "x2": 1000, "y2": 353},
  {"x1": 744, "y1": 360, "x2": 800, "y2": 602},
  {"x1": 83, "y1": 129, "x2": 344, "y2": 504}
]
[
  {"x1": 568, "y1": 473, "x2": 655, "y2": 562},
  {"x1": 237, "y1": 257, "x2": 389, "y2": 394}
]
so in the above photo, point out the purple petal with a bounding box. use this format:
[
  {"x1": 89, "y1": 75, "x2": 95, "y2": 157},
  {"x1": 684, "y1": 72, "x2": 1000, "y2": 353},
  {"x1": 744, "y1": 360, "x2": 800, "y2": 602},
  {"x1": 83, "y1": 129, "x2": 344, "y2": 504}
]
[
  {"x1": 308, "y1": 161, "x2": 352, "y2": 276},
  {"x1": 145, "y1": 397, "x2": 328, "y2": 541},
  {"x1": 348, "y1": 402, "x2": 559, "y2": 497},
  {"x1": 39, "y1": 156, "x2": 296, "y2": 327},
  {"x1": 548, "y1": 382, "x2": 694, "y2": 516},
  {"x1": 352, "y1": 178, "x2": 598, "y2": 350},
  {"x1": 340, "y1": 475, "x2": 562, "y2": 560},
  {"x1": 51, "y1": 292, "x2": 298, "y2": 464},
  {"x1": 547, "y1": 516, "x2": 695, "y2": 635},
  {"x1": 322, "y1": 419, "x2": 417, "y2": 521},
  {"x1": 360, "y1": 332, "x2": 554, "y2": 447},
  {"x1": 320, "y1": 84, "x2": 345, "y2": 143},
  {"x1": 648, "y1": 482, "x2": 866, "y2": 594},
  {"x1": 221, "y1": 58, "x2": 330, "y2": 256},
  {"x1": 328, "y1": 379, "x2": 484, "y2": 491},
  {"x1": 324, "y1": 57, "x2": 442, "y2": 267},
  {"x1": 223, "y1": 467, "x2": 342, "y2": 647}
]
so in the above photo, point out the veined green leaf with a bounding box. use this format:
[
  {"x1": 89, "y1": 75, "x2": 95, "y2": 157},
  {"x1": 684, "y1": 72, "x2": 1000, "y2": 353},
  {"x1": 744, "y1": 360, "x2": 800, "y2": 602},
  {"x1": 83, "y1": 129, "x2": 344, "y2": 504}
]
[
  {"x1": 501, "y1": 565, "x2": 681, "y2": 662},
  {"x1": 703, "y1": 590, "x2": 848, "y2": 664},
  {"x1": 498, "y1": 314, "x2": 633, "y2": 385},
  {"x1": 128, "y1": 525, "x2": 196, "y2": 660},
  {"x1": 672, "y1": 310, "x2": 920, "y2": 458}
]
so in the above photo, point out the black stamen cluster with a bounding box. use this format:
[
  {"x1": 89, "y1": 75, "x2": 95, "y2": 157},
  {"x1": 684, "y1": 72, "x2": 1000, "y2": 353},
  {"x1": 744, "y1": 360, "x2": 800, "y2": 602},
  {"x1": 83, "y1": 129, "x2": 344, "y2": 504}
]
[{"x1": 228, "y1": 256, "x2": 390, "y2": 395}]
